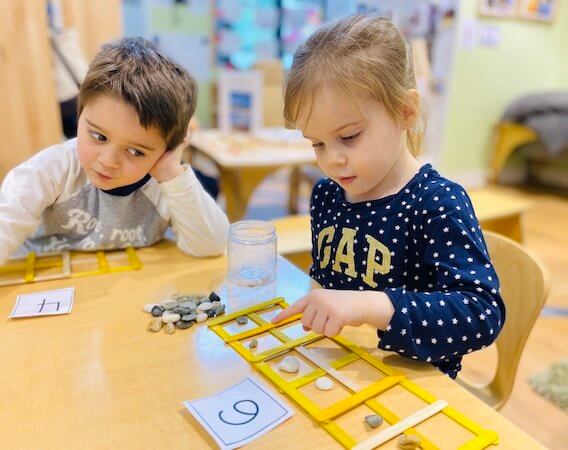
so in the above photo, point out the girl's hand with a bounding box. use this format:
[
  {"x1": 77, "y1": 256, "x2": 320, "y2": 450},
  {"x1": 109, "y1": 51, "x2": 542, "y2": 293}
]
[{"x1": 271, "y1": 289, "x2": 395, "y2": 337}]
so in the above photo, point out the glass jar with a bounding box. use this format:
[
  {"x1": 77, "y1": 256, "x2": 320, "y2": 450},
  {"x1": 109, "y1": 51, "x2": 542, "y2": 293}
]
[{"x1": 228, "y1": 220, "x2": 277, "y2": 287}]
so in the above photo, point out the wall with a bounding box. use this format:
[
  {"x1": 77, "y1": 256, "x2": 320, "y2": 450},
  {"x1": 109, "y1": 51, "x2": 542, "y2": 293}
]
[
  {"x1": 439, "y1": 0, "x2": 568, "y2": 181},
  {"x1": 0, "y1": 0, "x2": 62, "y2": 179}
]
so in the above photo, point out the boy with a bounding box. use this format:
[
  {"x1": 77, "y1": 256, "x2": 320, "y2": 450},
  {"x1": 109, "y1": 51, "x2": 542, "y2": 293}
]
[{"x1": 0, "y1": 38, "x2": 229, "y2": 263}]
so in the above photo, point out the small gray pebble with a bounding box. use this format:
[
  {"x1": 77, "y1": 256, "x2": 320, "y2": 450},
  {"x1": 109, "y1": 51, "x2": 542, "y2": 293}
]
[
  {"x1": 207, "y1": 308, "x2": 217, "y2": 318},
  {"x1": 196, "y1": 312, "x2": 208, "y2": 323},
  {"x1": 211, "y1": 301, "x2": 221, "y2": 309},
  {"x1": 151, "y1": 306, "x2": 165, "y2": 317},
  {"x1": 197, "y1": 301, "x2": 213, "y2": 311},
  {"x1": 181, "y1": 301, "x2": 197, "y2": 311},
  {"x1": 182, "y1": 313, "x2": 197, "y2": 322},
  {"x1": 172, "y1": 307, "x2": 191, "y2": 316},
  {"x1": 214, "y1": 304, "x2": 226, "y2": 316},
  {"x1": 208, "y1": 292, "x2": 221, "y2": 303},
  {"x1": 236, "y1": 316, "x2": 248, "y2": 325},
  {"x1": 249, "y1": 338, "x2": 258, "y2": 349},
  {"x1": 191, "y1": 295, "x2": 207, "y2": 304},
  {"x1": 162, "y1": 312, "x2": 181, "y2": 323},
  {"x1": 364, "y1": 414, "x2": 383, "y2": 428},
  {"x1": 164, "y1": 302, "x2": 179, "y2": 310},
  {"x1": 174, "y1": 320, "x2": 194, "y2": 329}
]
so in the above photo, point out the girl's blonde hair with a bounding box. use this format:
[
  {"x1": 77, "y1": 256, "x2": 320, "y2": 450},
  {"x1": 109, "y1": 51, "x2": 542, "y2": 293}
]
[{"x1": 284, "y1": 15, "x2": 424, "y2": 156}]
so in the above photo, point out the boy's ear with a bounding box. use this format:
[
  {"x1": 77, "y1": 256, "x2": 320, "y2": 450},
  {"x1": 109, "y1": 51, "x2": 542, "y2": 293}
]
[{"x1": 401, "y1": 89, "x2": 420, "y2": 130}]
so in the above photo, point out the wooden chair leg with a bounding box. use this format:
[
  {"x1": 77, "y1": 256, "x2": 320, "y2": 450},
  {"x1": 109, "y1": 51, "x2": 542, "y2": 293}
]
[{"x1": 288, "y1": 166, "x2": 301, "y2": 215}]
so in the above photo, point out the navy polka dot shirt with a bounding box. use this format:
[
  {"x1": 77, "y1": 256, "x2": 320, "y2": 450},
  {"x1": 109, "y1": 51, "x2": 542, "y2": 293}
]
[{"x1": 309, "y1": 164, "x2": 506, "y2": 378}]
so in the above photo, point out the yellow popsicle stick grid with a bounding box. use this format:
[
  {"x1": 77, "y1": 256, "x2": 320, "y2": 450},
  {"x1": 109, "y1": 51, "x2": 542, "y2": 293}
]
[
  {"x1": 0, "y1": 247, "x2": 142, "y2": 286},
  {"x1": 209, "y1": 297, "x2": 499, "y2": 450}
]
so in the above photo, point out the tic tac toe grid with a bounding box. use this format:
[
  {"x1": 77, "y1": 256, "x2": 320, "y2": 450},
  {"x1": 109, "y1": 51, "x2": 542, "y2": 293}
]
[
  {"x1": 208, "y1": 297, "x2": 499, "y2": 450},
  {"x1": 0, "y1": 247, "x2": 142, "y2": 286}
]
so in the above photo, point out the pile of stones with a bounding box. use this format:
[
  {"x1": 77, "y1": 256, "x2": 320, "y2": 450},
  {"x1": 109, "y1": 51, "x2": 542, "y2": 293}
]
[{"x1": 143, "y1": 291, "x2": 225, "y2": 334}]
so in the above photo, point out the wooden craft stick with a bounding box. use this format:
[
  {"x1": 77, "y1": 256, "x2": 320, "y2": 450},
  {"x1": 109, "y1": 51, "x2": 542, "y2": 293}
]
[
  {"x1": 296, "y1": 345, "x2": 361, "y2": 391},
  {"x1": 352, "y1": 400, "x2": 448, "y2": 450},
  {"x1": 62, "y1": 251, "x2": 71, "y2": 277}
]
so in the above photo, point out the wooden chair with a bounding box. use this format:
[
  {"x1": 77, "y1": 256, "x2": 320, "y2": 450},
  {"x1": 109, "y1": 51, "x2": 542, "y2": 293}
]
[
  {"x1": 490, "y1": 122, "x2": 538, "y2": 182},
  {"x1": 272, "y1": 215, "x2": 312, "y2": 272},
  {"x1": 457, "y1": 231, "x2": 548, "y2": 410}
]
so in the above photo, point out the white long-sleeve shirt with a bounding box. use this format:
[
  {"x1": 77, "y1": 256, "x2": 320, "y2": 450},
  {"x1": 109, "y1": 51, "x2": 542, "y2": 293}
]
[{"x1": 0, "y1": 139, "x2": 229, "y2": 263}]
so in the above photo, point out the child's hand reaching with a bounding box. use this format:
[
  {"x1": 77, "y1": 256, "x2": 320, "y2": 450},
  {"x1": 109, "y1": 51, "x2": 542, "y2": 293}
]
[{"x1": 271, "y1": 288, "x2": 395, "y2": 337}]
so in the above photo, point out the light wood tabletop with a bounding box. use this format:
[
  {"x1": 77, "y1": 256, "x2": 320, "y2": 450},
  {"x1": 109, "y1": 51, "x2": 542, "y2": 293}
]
[
  {"x1": 0, "y1": 241, "x2": 545, "y2": 449},
  {"x1": 190, "y1": 128, "x2": 314, "y2": 221}
]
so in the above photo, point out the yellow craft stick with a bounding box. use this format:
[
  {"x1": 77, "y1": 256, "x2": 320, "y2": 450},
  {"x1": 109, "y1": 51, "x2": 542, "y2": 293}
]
[
  {"x1": 96, "y1": 251, "x2": 110, "y2": 272},
  {"x1": 125, "y1": 246, "x2": 142, "y2": 269},
  {"x1": 24, "y1": 252, "x2": 36, "y2": 282},
  {"x1": 352, "y1": 400, "x2": 448, "y2": 450}
]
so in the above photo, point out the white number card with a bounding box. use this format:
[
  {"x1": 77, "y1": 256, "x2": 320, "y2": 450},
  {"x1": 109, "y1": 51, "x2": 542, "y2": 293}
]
[
  {"x1": 9, "y1": 287, "x2": 74, "y2": 318},
  {"x1": 184, "y1": 376, "x2": 294, "y2": 449}
]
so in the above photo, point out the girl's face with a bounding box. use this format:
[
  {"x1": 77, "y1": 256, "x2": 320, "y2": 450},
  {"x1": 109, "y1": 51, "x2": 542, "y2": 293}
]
[
  {"x1": 77, "y1": 94, "x2": 167, "y2": 190},
  {"x1": 298, "y1": 86, "x2": 419, "y2": 203}
]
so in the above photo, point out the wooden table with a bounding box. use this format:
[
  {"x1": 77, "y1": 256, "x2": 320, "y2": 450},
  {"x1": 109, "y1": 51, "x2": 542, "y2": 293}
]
[
  {"x1": 468, "y1": 189, "x2": 531, "y2": 243},
  {"x1": 0, "y1": 242, "x2": 545, "y2": 449},
  {"x1": 190, "y1": 128, "x2": 315, "y2": 221}
]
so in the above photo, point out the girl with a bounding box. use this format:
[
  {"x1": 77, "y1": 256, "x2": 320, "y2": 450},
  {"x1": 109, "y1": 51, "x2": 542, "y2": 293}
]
[{"x1": 272, "y1": 15, "x2": 505, "y2": 379}]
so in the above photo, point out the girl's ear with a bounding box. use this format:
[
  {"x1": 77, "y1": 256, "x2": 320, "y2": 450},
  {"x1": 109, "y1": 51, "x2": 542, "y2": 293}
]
[{"x1": 401, "y1": 89, "x2": 420, "y2": 130}]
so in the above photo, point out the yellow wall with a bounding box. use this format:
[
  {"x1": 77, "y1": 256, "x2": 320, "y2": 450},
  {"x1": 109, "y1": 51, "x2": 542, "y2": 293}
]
[{"x1": 440, "y1": 0, "x2": 568, "y2": 175}]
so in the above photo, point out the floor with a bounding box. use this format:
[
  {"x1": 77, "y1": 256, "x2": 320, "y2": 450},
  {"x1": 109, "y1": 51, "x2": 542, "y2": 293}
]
[{"x1": 243, "y1": 170, "x2": 568, "y2": 450}]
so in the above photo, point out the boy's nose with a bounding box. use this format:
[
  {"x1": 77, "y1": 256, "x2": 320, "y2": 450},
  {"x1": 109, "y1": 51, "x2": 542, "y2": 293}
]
[{"x1": 97, "y1": 146, "x2": 120, "y2": 169}]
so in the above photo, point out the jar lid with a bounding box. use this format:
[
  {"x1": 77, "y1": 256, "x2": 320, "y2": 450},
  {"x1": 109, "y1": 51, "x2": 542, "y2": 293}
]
[{"x1": 229, "y1": 220, "x2": 276, "y2": 245}]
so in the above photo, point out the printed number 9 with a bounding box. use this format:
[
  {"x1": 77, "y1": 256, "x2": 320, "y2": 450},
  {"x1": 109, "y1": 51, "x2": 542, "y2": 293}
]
[{"x1": 218, "y1": 400, "x2": 259, "y2": 425}]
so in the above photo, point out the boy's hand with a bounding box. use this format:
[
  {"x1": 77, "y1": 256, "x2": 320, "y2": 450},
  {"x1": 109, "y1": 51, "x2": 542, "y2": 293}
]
[
  {"x1": 150, "y1": 127, "x2": 191, "y2": 182},
  {"x1": 270, "y1": 289, "x2": 395, "y2": 337}
]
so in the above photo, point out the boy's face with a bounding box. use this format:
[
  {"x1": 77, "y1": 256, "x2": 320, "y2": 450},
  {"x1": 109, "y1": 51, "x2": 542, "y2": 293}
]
[
  {"x1": 77, "y1": 94, "x2": 168, "y2": 190},
  {"x1": 298, "y1": 86, "x2": 411, "y2": 203}
]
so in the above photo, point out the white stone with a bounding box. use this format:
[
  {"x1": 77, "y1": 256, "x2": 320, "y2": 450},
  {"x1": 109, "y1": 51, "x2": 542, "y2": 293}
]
[
  {"x1": 162, "y1": 312, "x2": 181, "y2": 323},
  {"x1": 196, "y1": 312, "x2": 208, "y2": 323},
  {"x1": 143, "y1": 303, "x2": 157, "y2": 313},
  {"x1": 197, "y1": 301, "x2": 213, "y2": 311},
  {"x1": 315, "y1": 376, "x2": 334, "y2": 391},
  {"x1": 278, "y1": 355, "x2": 300, "y2": 373}
]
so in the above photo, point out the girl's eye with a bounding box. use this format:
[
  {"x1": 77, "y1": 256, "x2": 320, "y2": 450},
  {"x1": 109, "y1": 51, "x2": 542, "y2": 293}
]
[
  {"x1": 88, "y1": 130, "x2": 106, "y2": 142},
  {"x1": 341, "y1": 132, "x2": 361, "y2": 143},
  {"x1": 126, "y1": 148, "x2": 145, "y2": 157},
  {"x1": 312, "y1": 142, "x2": 324, "y2": 149}
]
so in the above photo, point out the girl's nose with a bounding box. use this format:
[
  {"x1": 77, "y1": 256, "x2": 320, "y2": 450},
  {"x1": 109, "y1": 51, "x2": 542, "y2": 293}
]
[{"x1": 330, "y1": 147, "x2": 347, "y2": 167}]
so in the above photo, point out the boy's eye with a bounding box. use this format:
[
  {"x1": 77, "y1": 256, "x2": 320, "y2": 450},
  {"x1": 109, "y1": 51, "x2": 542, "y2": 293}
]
[
  {"x1": 88, "y1": 130, "x2": 107, "y2": 142},
  {"x1": 341, "y1": 132, "x2": 361, "y2": 142},
  {"x1": 126, "y1": 148, "x2": 145, "y2": 157}
]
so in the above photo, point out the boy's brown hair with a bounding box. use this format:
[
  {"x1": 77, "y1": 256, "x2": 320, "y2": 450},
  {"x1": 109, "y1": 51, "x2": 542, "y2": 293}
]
[{"x1": 78, "y1": 37, "x2": 197, "y2": 150}]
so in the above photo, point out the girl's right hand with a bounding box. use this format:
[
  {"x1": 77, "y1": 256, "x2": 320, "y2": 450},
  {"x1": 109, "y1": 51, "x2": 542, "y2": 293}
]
[{"x1": 271, "y1": 288, "x2": 394, "y2": 337}]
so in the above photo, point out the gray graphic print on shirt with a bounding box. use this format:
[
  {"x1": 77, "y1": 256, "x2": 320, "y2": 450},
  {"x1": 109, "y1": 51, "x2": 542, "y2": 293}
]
[{"x1": 19, "y1": 183, "x2": 169, "y2": 255}]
